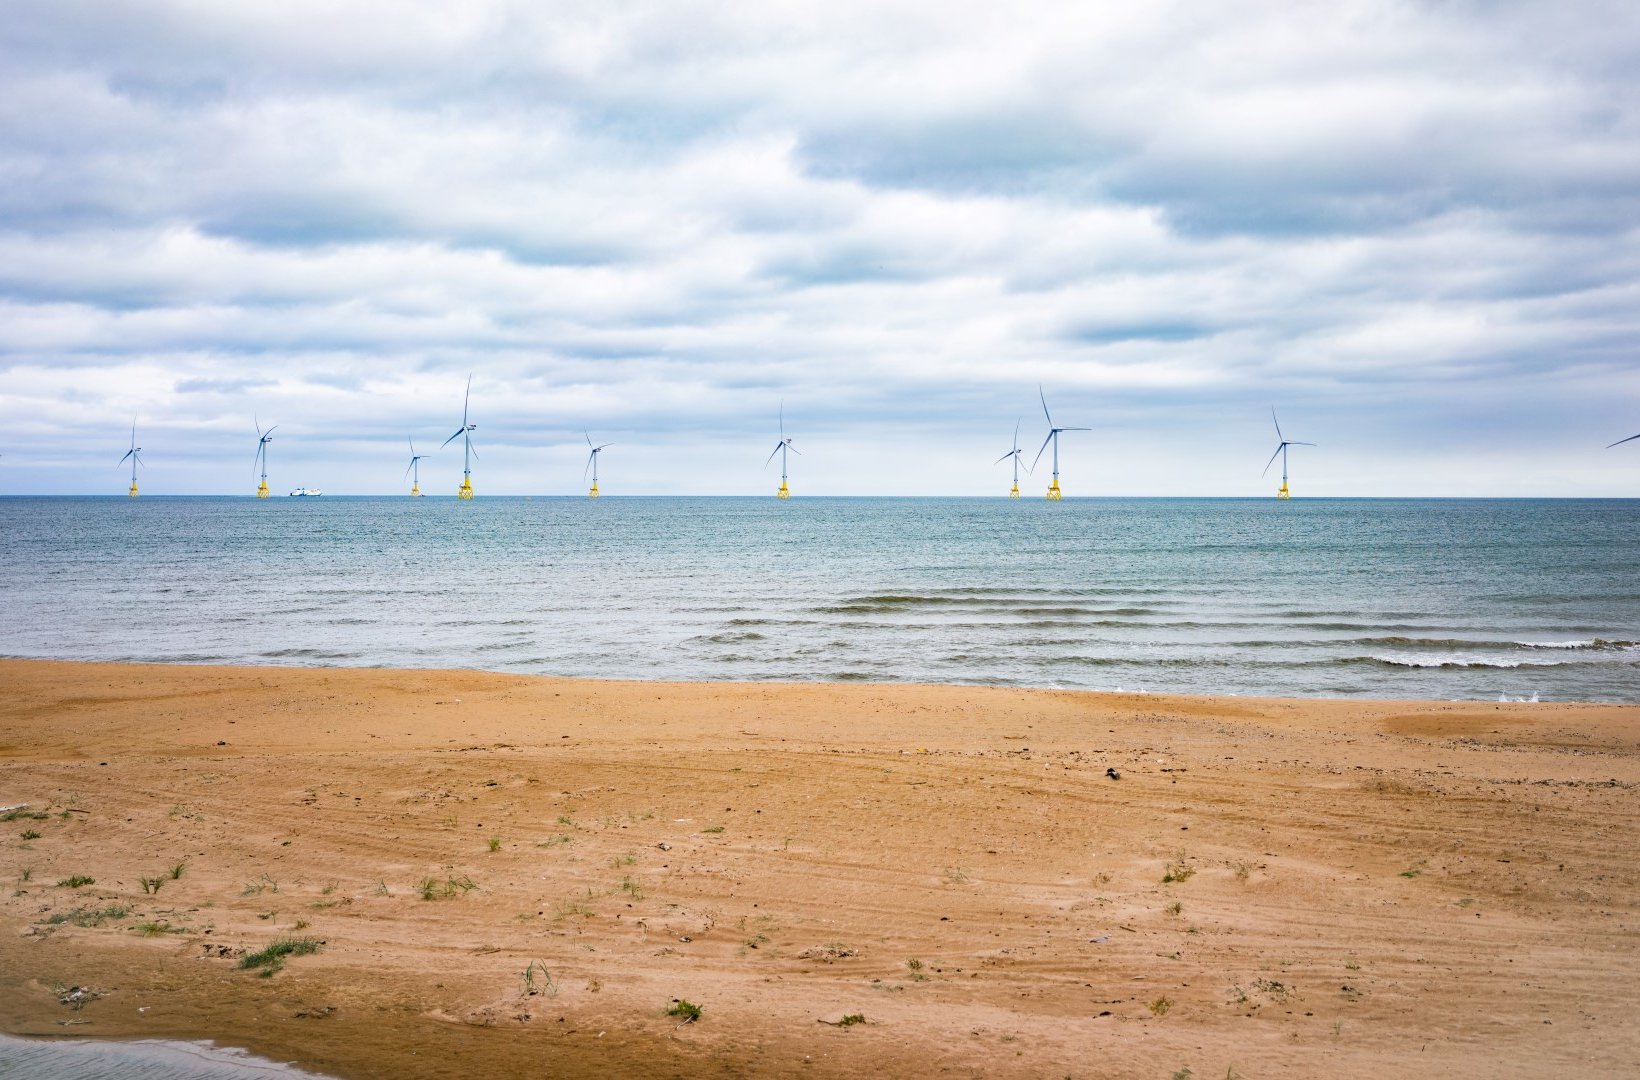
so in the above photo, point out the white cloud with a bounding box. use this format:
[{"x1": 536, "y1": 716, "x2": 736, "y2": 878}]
[{"x1": 1, "y1": 0, "x2": 1638, "y2": 494}]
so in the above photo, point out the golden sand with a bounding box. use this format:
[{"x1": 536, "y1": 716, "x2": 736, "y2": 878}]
[{"x1": 2, "y1": 659, "x2": 1637, "y2": 1077}]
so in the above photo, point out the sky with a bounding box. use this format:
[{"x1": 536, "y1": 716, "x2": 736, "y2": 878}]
[{"x1": 2, "y1": 0, "x2": 1638, "y2": 496}]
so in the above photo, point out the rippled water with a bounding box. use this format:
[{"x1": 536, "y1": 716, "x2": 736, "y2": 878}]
[
  {"x1": 1, "y1": 496, "x2": 1637, "y2": 702},
  {"x1": 0, "y1": 1033, "x2": 327, "y2": 1077}
]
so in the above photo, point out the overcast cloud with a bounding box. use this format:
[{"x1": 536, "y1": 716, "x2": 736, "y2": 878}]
[{"x1": 2, "y1": 0, "x2": 1638, "y2": 495}]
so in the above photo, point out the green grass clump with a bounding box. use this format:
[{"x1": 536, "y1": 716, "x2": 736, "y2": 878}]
[
  {"x1": 838, "y1": 1013, "x2": 866, "y2": 1027},
  {"x1": 1, "y1": 808, "x2": 49, "y2": 822},
  {"x1": 701, "y1": 825, "x2": 725, "y2": 834},
  {"x1": 1149, "y1": 996, "x2": 1172, "y2": 1016},
  {"x1": 57, "y1": 875, "x2": 95, "y2": 888},
  {"x1": 239, "y1": 936, "x2": 323, "y2": 977},
  {"x1": 140, "y1": 876, "x2": 164, "y2": 895},
  {"x1": 667, "y1": 998, "x2": 702, "y2": 1023},
  {"x1": 487, "y1": 836, "x2": 502, "y2": 853},
  {"x1": 419, "y1": 873, "x2": 479, "y2": 901},
  {"x1": 45, "y1": 905, "x2": 131, "y2": 927},
  {"x1": 133, "y1": 920, "x2": 186, "y2": 937},
  {"x1": 20, "y1": 829, "x2": 42, "y2": 841},
  {"x1": 168, "y1": 862, "x2": 186, "y2": 880},
  {"x1": 1161, "y1": 856, "x2": 1195, "y2": 884}
]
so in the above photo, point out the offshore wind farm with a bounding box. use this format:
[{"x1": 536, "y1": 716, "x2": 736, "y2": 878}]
[{"x1": 39, "y1": 385, "x2": 1640, "y2": 499}]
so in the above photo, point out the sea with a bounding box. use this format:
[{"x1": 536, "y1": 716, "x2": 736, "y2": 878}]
[{"x1": 1, "y1": 496, "x2": 1637, "y2": 703}]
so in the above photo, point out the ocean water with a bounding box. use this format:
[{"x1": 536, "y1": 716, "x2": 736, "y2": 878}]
[{"x1": 1, "y1": 496, "x2": 1636, "y2": 703}]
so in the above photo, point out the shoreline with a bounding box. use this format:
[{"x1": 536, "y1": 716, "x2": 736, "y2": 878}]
[{"x1": 3, "y1": 658, "x2": 1638, "y2": 1077}]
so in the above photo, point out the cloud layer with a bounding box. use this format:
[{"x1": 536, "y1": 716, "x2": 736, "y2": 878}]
[{"x1": 2, "y1": 0, "x2": 1638, "y2": 495}]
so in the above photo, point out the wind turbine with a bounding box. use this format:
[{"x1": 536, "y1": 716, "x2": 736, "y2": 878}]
[
  {"x1": 584, "y1": 433, "x2": 612, "y2": 498},
  {"x1": 995, "y1": 418, "x2": 1028, "y2": 497},
  {"x1": 1263, "y1": 409, "x2": 1315, "y2": 499},
  {"x1": 1031, "y1": 387, "x2": 1090, "y2": 500},
  {"x1": 766, "y1": 402, "x2": 799, "y2": 498},
  {"x1": 254, "y1": 418, "x2": 276, "y2": 499},
  {"x1": 405, "y1": 437, "x2": 427, "y2": 497},
  {"x1": 120, "y1": 418, "x2": 143, "y2": 498},
  {"x1": 441, "y1": 374, "x2": 477, "y2": 500}
]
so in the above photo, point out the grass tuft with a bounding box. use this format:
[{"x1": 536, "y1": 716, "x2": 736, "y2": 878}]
[
  {"x1": 239, "y1": 936, "x2": 322, "y2": 976},
  {"x1": 1161, "y1": 856, "x2": 1195, "y2": 884},
  {"x1": 57, "y1": 875, "x2": 95, "y2": 888},
  {"x1": 667, "y1": 998, "x2": 702, "y2": 1023}
]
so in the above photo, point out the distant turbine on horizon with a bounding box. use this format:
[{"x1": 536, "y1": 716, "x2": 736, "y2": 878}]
[
  {"x1": 1031, "y1": 388, "x2": 1089, "y2": 500},
  {"x1": 441, "y1": 374, "x2": 477, "y2": 500},
  {"x1": 120, "y1": 417, "x2": 143, "y2": 498},
  {"x1": 1263, "y1": 409, "x2": 1315, "y2": 499},
  {"x1": 766, "y1": 402, "x2": 799, "y2": 499},
  {"x1": 405, "y1": 437, "x2": 427, "y2": 497},
  {"x1": 253, "y1": 418, "x2": 276, "y2": 499},
  {"x1": 584, "y1": 433, "x2": 612, "y2": 498},
  {"x1": 995, "y1": 418, "x2": 1029, "y2": 498}
]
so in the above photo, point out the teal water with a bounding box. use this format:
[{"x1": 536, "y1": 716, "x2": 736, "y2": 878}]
[{"x1": 1, "y1": 496, "x2": 1636, "y2": 702}]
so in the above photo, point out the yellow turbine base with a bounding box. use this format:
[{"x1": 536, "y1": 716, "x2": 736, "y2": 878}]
[
  {"x1": 777, "y1": 481, "x2": 790, "y2": 499},
  {"x1": 256, "y1": 481, "x2": 269, "y2": 499},
  {"x1": 589, "y1": 482, "x2": 599, "y2": 499},
  {"x1": 1009, "y1": 483, "x2": 1020, "y2": 498},
  {"x1": 410, "y1": 482, "x2": 420, "y2": 497},
  {"x1": 1046, "y1": 480, "x2": 1062, "y2": 500},
  {"x1": 1277, "y1": 483, "x2": 1290, "y2": 500},
  {"x1": 128, "y1": 482, "x2": 139, "y2": 498},
  {"x1": 458, "y1": 477, "x2": 474, "y2": 500}
]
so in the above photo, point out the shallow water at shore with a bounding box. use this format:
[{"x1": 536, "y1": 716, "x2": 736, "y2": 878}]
[
  {"x1": 0, "y1": 1033, "x2": 330, "y2": 1077},
  {"x1": 1, "y1": 495, "x2": 1636, "y2": 701}
]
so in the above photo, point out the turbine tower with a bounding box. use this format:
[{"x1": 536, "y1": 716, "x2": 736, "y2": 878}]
[
  {"x1": 995, "y1": 418, "x2": 1027, "y2": 497},
  {"x1": 584, "y1": 433, "x2": 612, "y2": 498},
  {"x1": 766, "y1": 403, "x2": 800, "y2": 498},
  {"x1": 405, "y1": 437, "x2": 427, "y2": 497},
  {"x1": 1031, "y1": 388, "x2": 1089, "y2": 500},
  {"x1": 120, "y1": 418, "x2": 143, "y2": 498},
  {"x1": 254, "y1": 419, "x2": 276, "y2": 499},
  {"x1": 1263, "y1": 409, "x2": 1315, "y2": 499},
  {"x1": 441, "y1": 375, "x2": 477, "y2": 500}
]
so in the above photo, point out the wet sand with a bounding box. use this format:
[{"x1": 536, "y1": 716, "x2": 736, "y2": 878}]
[{"x1": 2, "y1": 658, "x2": 1637, "y2": 1078}]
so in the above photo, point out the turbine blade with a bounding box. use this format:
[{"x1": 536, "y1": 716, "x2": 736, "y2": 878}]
[
  {"x1": 119, "y1": 449, "x2": 134, "y2": 464},
  {"x1": 788, "y1": 443, "x2": 801, "y2": 455},
  {"x1": 1291, "y1": 441, "x2": 1316, "y2": 447},
  {"x1": 586, "y1": 431, "x2": 594, "y2": 448},
  {"x1": 1031, "y1": 431, "x2": 1053, "y2": 473},
  {"x1": 779, "y1": 400, "x2": 785, "y2": 440},
  {"x1": 1261, "y1": 443, "x2": 1283, "y2": 477},
  {"x1": 765, "y1": 443, "x2": 783, "y2": 467},
  {"x1": 1271, "y1": 408, "x2": 1284, "y2": 443},
  {"x1": 1039, "y1": 385, "x2": 1053, "y2": 427},
  {"x1": 1606, "y1": 433, "x2": 1640, "y2": 448},
  {"x1": 441, "y1": 429, "x2": 464, "y2": 448},
  {"x1": 994, "y1": 450, "x2": 1016, "y2": 465},
  {"x1": 1061, "y1": 426, "x2": 1091, "y2": 432}
]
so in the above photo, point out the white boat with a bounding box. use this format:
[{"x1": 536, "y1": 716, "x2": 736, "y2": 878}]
[{"x1": 288, "y1": 487, "x2": 323, "y2": 497}]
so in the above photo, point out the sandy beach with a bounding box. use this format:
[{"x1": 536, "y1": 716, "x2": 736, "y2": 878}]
[{"x1": 1, "y1": 658, "x2": 1637, "y2": 1078}]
